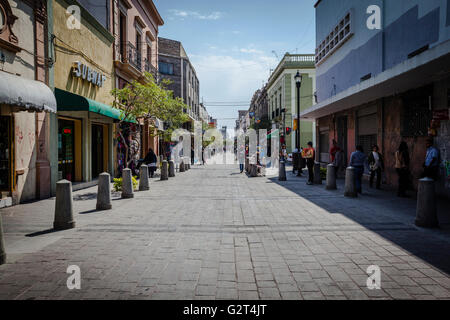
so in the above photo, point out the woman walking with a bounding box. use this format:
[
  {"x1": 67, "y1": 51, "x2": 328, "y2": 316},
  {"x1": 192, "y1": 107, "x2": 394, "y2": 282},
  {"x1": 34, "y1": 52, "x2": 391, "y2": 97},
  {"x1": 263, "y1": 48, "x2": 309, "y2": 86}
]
[
  {"x1": 302, "y1": 142, "x2": 315, "y2": 185},
  {"x1": 368, "y1": 145, "x2": 384, "y2": 190},
  {"x1": 395, "y1": 141, "x2": 410, "y2": 197}
]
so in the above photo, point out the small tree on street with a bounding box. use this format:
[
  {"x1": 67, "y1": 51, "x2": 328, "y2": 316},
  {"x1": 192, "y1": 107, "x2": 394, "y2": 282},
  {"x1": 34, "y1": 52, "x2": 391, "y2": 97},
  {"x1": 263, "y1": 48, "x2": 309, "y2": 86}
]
[{"x1": 111, "y1": 72, "x2": 189, "y2": 168}]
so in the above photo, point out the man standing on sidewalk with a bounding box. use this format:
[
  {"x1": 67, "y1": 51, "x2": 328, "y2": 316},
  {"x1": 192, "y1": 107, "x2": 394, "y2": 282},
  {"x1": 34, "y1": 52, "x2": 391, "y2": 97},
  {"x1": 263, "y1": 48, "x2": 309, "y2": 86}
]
[
  {"x1": 350, "y1": 145, "x2": 368, "y2": 194},
  {"x1": 422, "y1": 137, "x2": 440, "y2": 180}
]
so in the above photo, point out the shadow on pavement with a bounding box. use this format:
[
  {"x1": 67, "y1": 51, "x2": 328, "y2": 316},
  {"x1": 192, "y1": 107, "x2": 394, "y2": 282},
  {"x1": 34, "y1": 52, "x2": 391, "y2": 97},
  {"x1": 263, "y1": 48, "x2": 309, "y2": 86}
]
[
  {"x1": 25, "y1": 228, "x2": 64, "y2": 237},
  {"x1": 268, "y1": 169, "x2": 450, "y2": 275}
]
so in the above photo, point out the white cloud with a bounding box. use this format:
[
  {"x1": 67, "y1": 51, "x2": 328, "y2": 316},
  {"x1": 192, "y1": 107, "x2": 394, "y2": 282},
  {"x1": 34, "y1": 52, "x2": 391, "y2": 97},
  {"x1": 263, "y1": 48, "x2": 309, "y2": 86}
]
[
  {"x1": 240, "y1": 48, "x2": 264, "y2": 55},
  {"x1": 169, "y1": 9, "x2": 223, "y2": 20},
  {"x1": 189, "y1": 54, "x2": 278, "y2": 128}
]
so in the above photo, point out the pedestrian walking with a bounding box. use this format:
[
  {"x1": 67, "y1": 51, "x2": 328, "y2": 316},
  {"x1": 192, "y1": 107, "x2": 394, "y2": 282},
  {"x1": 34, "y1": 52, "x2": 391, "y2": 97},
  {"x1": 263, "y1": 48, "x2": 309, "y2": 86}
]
[
  {"x1": 422, "y1": 137, "x2": 440, "y2": 180},
  {"x1": 302, "y1": 142, "x2": 315, "y2": 185},
  {"x1": 350, "y1": 145, "x2": 367, "y2": 194},
  {"x1": 143, "y1": 148, "x2": 157, "y2": 178},
  {"x1": 395, "y1": 141, "x2": 410, "y2": 197},
  {"x1": 368, "y1": 145, "x2": 384, "y2": 190}
]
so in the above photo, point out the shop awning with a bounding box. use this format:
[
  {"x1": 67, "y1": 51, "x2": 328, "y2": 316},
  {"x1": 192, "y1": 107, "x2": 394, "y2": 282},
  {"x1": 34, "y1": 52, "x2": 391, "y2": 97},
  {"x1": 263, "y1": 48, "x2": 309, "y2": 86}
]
[
  {"x1": 55, "y1": 88, "x2": 133, "y2": 122},
  {"x1": 0, "y1": 71, "x2": 56, "y2": 112}
]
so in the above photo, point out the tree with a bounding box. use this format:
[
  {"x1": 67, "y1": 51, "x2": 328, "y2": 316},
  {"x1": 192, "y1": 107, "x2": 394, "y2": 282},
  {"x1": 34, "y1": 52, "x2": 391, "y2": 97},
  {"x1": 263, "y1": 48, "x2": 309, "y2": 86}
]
[{"x1": 111, "y1": 72, "x2": 189, "y2": 168}]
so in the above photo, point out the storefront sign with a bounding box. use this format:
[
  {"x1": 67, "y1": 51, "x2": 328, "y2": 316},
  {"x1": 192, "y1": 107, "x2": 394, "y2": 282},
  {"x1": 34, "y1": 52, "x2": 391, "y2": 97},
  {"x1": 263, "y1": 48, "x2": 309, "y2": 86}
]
[
  {"x1": 72, "y1": 61, "x2": 106, "y2": 87},
  {"x1": 432, "y1": 109, "x2": 449, "y2": 121}
]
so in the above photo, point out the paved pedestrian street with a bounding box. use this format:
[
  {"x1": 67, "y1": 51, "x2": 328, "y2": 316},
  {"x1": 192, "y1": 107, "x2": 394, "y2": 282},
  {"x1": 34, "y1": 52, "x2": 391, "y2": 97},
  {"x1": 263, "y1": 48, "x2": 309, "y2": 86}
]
[{"x1": 1, "y1": 164, "x2": 450, "y2": 300}]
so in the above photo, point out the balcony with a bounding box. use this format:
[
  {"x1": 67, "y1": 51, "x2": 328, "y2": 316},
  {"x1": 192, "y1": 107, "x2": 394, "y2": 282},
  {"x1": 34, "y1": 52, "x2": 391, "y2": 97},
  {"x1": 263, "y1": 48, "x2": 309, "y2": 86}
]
[
  {"x1": 268, "y1": 54, "x2": 315, "y2": 86},
  {"x1": 144, "y1": 58, "x2": 157, "y2": 77},
  {"x1": 114, "y1": 42, "x2": 144, "y2": 80}
]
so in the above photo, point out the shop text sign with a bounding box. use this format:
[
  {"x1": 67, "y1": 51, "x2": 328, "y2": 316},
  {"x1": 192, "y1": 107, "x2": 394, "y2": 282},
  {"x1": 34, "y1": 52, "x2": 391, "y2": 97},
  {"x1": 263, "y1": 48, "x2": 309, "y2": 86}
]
[{"x1": 72, "y1": 61, "x2": 106, "y2": 88}]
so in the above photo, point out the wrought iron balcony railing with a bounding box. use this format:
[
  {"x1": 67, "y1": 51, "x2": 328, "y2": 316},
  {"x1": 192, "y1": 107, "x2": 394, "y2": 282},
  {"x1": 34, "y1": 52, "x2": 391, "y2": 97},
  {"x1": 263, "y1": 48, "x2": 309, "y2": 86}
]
[{"x1": 116, "y1": 41, "x2": 142, "y2": 72}]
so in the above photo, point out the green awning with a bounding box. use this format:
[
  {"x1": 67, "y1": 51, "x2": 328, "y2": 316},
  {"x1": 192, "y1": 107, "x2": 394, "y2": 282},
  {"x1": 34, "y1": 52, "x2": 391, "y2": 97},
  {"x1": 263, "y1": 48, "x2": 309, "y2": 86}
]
[{"x1": 55, "y1": 88, "x2": 133, "y2": 122}]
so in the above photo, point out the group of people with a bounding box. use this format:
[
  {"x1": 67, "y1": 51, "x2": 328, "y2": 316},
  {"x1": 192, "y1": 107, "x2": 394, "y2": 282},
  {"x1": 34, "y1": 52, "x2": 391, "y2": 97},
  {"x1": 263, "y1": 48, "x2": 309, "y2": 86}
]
[{"x1": 347, "y1": 137, "x2": 440, "y2": 197}]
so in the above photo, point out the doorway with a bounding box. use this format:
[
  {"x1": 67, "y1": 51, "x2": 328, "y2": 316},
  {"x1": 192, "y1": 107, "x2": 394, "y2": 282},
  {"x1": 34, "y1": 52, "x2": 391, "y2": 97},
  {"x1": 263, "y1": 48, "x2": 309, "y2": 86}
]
[
  {"x1": 0, "y1": 116, "x2": 12, "y2": 194},
  {"x1": 58, "y1": 119, "x2": 75, "y2": 181},
  {"x1": 91, "y1": 124, "x2": 104, "y2": 179}
]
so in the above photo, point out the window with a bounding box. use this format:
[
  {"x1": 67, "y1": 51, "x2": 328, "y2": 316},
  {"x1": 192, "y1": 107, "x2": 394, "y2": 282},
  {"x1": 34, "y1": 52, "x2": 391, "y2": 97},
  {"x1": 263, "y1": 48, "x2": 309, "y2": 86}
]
[
  {"x1": 401, "y1": 85, "x2": 433, "y2": 137},
  {"x1": 159, "y1": 62, "x2": 174, "y2": 75},
  {"x1": 119, "y1": 13, "x2": 127, "y2": 59},
  {"x1": 316, "y1": 11, "x2": 353, "y2": 65}
]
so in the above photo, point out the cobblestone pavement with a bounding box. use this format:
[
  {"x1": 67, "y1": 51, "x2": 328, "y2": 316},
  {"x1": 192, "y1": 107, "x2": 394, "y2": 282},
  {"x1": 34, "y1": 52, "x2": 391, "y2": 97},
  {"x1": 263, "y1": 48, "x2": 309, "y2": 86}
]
[{"x1": 1, "y1": 164, "x2": 450, "y2": 300}]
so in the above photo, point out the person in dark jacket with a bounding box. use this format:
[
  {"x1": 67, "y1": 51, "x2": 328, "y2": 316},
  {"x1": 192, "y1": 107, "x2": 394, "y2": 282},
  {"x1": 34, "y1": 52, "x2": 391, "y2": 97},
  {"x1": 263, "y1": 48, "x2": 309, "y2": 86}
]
[
  {"x1": 143, "y1": 148, "x2": 157, "y2": 178},
  {"x1": 350, "y1": 145, "x2": 367, "y2": 194},
  {"x1": 368, "y1": 145, "x2": 384, "y2": 189}
]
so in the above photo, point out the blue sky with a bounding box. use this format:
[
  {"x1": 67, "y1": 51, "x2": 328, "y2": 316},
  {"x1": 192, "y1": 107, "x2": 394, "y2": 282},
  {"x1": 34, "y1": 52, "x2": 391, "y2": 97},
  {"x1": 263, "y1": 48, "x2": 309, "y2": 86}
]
[{"x1": 154, "y1": 0, "x2": 317, "y2": 130}]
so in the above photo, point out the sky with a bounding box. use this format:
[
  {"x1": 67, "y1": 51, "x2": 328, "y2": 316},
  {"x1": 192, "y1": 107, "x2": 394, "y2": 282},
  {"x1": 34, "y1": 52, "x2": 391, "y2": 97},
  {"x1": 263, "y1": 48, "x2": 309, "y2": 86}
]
[{"x1": 153, "y1": 0, "x2": 317, "y2": 131}]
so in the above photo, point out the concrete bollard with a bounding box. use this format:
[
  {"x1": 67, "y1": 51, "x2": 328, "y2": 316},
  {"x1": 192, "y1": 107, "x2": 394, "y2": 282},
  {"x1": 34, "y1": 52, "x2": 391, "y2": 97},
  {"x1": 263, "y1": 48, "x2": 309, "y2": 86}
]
[
  {"x1": 279, "y1": 160, "x2": 287, "y2": 181},
  {"x1": 53, "y1": 180, "x2": 75, "y2": 230},
  {"x1": 344, "y1": 167, "x2": 357, "y2": 198},
  {"x1": 96, "y1": 173, "x2": 112, "y2": 210},
  {"x1": 139, "y1": 165, "x2": 150, "y2": 191},
  {"x1": 161, "y1": 160, "x2": 169, "y2": 180},
  {"x1": 169, "y1": 160, "x2": 175, "y2": 177},
  {"x1": 314, "y1": 162, "x2": 322, "y2": 185},
  {"x1": 121, "y1": 168, "x2": 134, "y2": 199},
  {"x1": 326, "y1": 164, "x2": 337, "y2": 190},
  {"x1": 180, "y1": 159, "x2": 185, "y2": 172},
  {"x1": 415, "y1": 178, "x2": 439, "y2": 228},
  {"x1": 0, "y1": 214, "x2": 6, "y2": 265}
]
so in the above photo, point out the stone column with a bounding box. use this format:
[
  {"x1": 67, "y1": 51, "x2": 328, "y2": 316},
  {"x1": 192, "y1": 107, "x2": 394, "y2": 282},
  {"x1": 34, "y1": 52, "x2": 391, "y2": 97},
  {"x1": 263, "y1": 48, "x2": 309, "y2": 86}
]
[
  {"x1": 415, "y1": 178, "x2": 439, "y2": 228},
  {"x1": 314, "y1": 162, "x2": 322, "y2": 185},
  {"x1": 96, "y1": 173, "x2": 112, "y2": 210},
  {"x1": 180, "y1": 159, "x2": 185, "y2": 172},
  {"x1": 121, "y1": 168, "x2": 134, "y2": 199},
  {"x1": 169, "y1": 160, "x2": 175, "y2": 177},
  {"x1": 53, "y1": 180, "x2": 76, "y2": 230},
  {"x1": 139, "y1": 165, "x2": 150, "y2": 191},
  {"x1": 161, "y1": 160, "x2": 169, "y2": 180},
  {"x1": 326, "y1": 164, "x2": 337, "y2": 190},
  {"x1": 250, "y1": 164, "x2": 257, "y2": 177},
  {"x1": 279, "y1": 160, "x2": 287, "y2": 181},
  {"x1": 0, "y1": 214, "x2": 6, "y2": 265},
  {"x1": 344, "y1": 167, "x2": 357, "y2": 198}
]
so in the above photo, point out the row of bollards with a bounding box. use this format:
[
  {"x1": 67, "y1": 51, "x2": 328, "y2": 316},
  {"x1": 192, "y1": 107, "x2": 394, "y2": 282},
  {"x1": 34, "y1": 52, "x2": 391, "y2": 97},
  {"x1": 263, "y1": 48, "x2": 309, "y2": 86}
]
[{"x1": 1, "y1": 157, "x2": 194, "y2": 265}]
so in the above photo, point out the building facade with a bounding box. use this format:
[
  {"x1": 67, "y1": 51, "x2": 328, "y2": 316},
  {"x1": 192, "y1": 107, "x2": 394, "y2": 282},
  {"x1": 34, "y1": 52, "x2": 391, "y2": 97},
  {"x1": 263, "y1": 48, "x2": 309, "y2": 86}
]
[
  {"x1": 0, "y1": 0, "x2": 56, "y2": 207},
  {"x1": 51, "y1": 0, "x2": 120, "y2": 188},
  {"x1": 302, "y1": 0, "x2": 450, "y2": 198},
  {"x1": 111, "y1": 0, "x2": 164, "y2": 167},
  {"x1": 268, "y1": 54, "x2": 316, "y2": 154},
  {"x1": 249, "y1": 85, "x2": 269, "y2": 129},
  {"x1": 158, "y1": 37, "x2": 200, "y2": 126}
]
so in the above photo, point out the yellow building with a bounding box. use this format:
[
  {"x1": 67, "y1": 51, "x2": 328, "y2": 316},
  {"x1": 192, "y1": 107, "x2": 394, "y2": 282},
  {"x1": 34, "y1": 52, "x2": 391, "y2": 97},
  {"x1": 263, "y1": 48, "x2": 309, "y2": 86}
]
[{"x1": 51, "y1": 0, "x2": 119, "y2": 188}]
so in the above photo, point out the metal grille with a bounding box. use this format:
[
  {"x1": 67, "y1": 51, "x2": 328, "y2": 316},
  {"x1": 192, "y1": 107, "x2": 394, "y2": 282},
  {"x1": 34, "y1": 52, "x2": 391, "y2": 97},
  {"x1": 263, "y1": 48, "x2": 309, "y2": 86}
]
[{"x1": 402, "y1": 87, "x2": 432, "y2": 137}]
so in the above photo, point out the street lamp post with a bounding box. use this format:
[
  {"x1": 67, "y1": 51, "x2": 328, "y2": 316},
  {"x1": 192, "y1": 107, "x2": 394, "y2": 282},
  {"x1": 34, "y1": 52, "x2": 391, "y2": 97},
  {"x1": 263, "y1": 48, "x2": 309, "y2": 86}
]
[{"x1": 295, "y1": 71, "x2": 302, "y2": 177}]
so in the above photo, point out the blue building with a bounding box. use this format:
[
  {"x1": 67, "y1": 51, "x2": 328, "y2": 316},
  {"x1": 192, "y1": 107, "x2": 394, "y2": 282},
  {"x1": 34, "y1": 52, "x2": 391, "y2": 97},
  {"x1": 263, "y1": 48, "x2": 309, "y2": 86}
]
[{"x1": 301, "y1": 0, "x2": 450, "y2": 198}]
